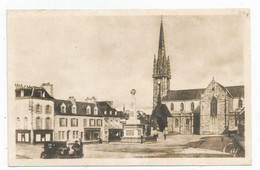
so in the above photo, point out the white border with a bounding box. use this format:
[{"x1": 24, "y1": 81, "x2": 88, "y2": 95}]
[{"x1": 1, "y1": 0, "x2": 260, "y2": 170}]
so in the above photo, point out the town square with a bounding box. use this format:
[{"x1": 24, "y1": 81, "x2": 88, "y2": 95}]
[{"x1": 7, "y1": 10, "x2": 248, "y2": 164}]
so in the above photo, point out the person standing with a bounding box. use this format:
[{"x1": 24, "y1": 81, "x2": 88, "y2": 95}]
[
  {"x1": 79, "y1": 138, "x2": 83, "y2": 157},
  {"x1": 163, "y1": 130, "x2": 167, "y2": 140}
]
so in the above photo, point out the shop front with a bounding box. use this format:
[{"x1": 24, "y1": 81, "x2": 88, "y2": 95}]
[
  {"x1": 108, "y1": 129, "x2": 122, "y2": 142},
  {"x1": 16, "y1": 130, "x2": 31, "y2": 143},
  {"x1": 84, "y1": 128, "x2": 101, "y2": 141},
  {"x1": 33, "y1": 130, "x2": 53, "y2": 143}
]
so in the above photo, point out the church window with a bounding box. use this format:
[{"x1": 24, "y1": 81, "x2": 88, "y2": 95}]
[
  {"x1": 175, "y1": 119, "x2": 179, "y2": 127},
  {"x1": 170, "y1": 103, "x2": 174, "y2": 111},
  {"x1": 210, "y1": 97, "x2": 217, "y2": 117},
  {"x1": 238, "y1": 99, "x2": 243, "y2": 108},
  {"x1": 180, "y1": 103, "x2": 184, "y2": 111},
  {"x1": 191, "y1": 102, "x2": 194, "y2": 111}
]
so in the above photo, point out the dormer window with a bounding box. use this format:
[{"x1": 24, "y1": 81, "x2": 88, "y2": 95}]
[
  {"x1": 72, "y1": 105, "x2": 77, "y2": 114},
  {"x1": 238, "y1": 99, "x2": 243, "y2": 108},
  {"x1": 86, "y1": 105, "x2": 91, "y2": 115},
  {"x1": 110, "y1": 111, "x2": 112, "y2": 115},
  {"x1": 94, "y1": 107, "x2": 98, "y2": 115},
  {"x1": 60, "y1": 103, "x2": 66, "y2": 113},
  {"x1": 104, "y1": 111, "x2": 107, "y2": 115},
  {"x1": 115, "y1": 111, "x2": 117, "y2": 116}
]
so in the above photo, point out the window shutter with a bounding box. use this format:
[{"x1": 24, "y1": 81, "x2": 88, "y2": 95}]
[{"x1": 66, "y1": 118, "x2": 68, "y2": 127}]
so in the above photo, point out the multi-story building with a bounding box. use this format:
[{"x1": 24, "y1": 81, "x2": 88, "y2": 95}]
[
  {"x1": 97, "y1": 101, "x2": 122, "y2": 142},
  {"x1": 54, "y1": 97, "x2": 103, "y2": 143},
  {"x1": 15, "y1": 83, "x2": 55, "y2": 143}
]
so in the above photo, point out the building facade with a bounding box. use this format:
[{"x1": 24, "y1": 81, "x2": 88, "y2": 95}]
[
  {"x1": 15, "y1": 84, "x2": 55, "y2": 143},
  {"x1": 54, "y1": 97, "x2": 104, "y2": 143},
  {"x1": 152, "y1": 17, "x2": 245, "y2": 135},
  {"x1": 162, "y1": 79, "x2": 244, "y2": 135}
]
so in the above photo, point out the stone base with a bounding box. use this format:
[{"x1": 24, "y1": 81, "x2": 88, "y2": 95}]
[{"x1": 121, "y1": 137, "x2": 142, "y2": 143}]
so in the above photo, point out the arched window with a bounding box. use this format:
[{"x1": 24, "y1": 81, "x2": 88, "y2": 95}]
[
  {"x1": 180, "y1": 103, "x2": 184, "y2": 111},
  {"x1": 171, "y1": 103, "x2": 174, "y2": 111},
  {"x1": 191, "y1": 102, "x2": 194, "y2": 111},
  {"x1": 175, "y1": 119, "x2": 179, "y2": 127},
  {"x1": 36, "y1": 104, "x2": 42, "y2": 113},
  {"x1": 72, "y1": 105, "x2": 77, "y2": 114},
  {"x1": 46, "y1": 117, "x2": 52, "y2": 129},
  {"x1": 186, "y1": 118, "x2": 190, "y2": 127},
  {"x1": 86, "y1": 105, "x2": 91, "y2": 115},
  {"x1": 238, "y1": 99, "x2": 243, "y2": 108},
  {"x1": 61, "y1": 103, "x2": 66, "y2": 113},
  {"x1": 46, "y1": 105, "x2": 51, "y2": 114},
  {"x1": 36, "y1": 117, "x2": 42, "y2": 129},
  {"x1": 210, "y1": 97, "x2": 217, "y2": 117}
]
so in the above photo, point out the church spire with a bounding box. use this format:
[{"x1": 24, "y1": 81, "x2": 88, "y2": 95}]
[{"x1": 158, "y1": 16, "x2": 166, "y2": 60}]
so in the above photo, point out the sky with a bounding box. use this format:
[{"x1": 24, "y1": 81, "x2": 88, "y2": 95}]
[{"x1": 8, "y1": 12, "x2": 245, "y2": 114}]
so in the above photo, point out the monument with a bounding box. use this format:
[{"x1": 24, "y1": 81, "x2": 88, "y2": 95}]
[{"x1": 121, "y1": 89, "x2": 145, "y2": 143}]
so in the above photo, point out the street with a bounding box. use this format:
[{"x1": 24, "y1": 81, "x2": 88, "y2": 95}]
[{"x1": 16, "y1": 135, "x2": 235, "y2": 159}]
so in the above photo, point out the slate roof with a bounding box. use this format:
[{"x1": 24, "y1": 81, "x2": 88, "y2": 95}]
[
  {"x1": 162, "y1": 85, "x2": 244, "y2": 101},
  {"x1": 96, "y1": 101, "x2": 120, "y2": 117},
  {"x1": 15, "y1": 86, "x2": 54, "y2": 100},
  {"x1": 54, "y1": 99, "x2": 102, "y2": 117}
]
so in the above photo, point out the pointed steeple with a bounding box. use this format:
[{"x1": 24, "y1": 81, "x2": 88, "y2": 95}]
[{"x1": 158, "y1": 16, "x2": 166, "y2": 61}]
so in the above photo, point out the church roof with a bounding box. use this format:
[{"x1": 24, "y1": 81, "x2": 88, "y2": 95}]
[{"x1": 162, "y1": 85, "x2": 244, "y2": 101}]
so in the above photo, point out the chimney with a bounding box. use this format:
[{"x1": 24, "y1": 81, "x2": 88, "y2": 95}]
[
  {"x1": 41, "y1": 83, "x2": 53, "y2": 97},
  {"x1": 85, "y1": 96, "x2": 96, "y2": 104},
  {"x1": 68, "y1": 96, "x2": 76, "y2": 105}
]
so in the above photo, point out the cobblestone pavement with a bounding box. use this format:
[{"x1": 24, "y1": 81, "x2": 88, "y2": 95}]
[{"x1": 16, "y1": 135, "x2": 234, "y2": 159}]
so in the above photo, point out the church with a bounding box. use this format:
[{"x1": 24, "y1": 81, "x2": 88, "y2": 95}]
[{"x1": 151, "y1": 17, "x2": 245, "y2": 135}]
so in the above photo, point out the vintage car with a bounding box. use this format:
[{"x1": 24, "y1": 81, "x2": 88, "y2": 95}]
[{"x1": 40, "y1": 141, "x2": 83, "y2": 159}]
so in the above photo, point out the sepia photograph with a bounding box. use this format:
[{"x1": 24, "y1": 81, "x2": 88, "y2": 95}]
[{"x1": 7, "y1": 9, "x2": 251, "y2": 166}]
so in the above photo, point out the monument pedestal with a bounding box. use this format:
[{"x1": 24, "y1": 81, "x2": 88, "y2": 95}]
[{"x1": 121, "y1": 122, "x2": 145, "y2": 143}]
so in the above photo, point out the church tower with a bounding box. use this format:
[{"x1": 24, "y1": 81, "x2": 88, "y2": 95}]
[{"x1": 153, "y1": 16, "x2": 171, "y2": 109}]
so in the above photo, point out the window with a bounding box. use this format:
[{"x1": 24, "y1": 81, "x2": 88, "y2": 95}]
[
  {"x1": 71, "y1": 118, "x2": 78, "y2": 127},
  {"x1": 110, "y1": 111, "x2": 112, "y2": 115},
  {"x1": 115, "y1": 111, "x2": 117, "y2": 115},
  {"x1": 72, "y1": 105, "x2": 77, "y2": 114},
  {"x1": 36, "y1": 117, "x2": 42, "y2": 129},
  {"x1": 180, "y1": 103, "x2": 184, "y2": 111},
  {"x1": 89, "y1": 119, "x2": 95, "y2": 127},
  {"x1": 186, "y1": 118, "x2": 190, "y2": 127},
  {"x1": 171, "y1": 103, "x2": 174, "y2": 111},
  {"x1": 61, "y1": 104, "x2": 66, "y2": 113},
  {"x1": 86, "y1": 106, "x2": 91, "y2": 115},
  {"x1": 46, "y1": 105, "x2": 51, "y2": 114},
  {"x1": 36, "y1": 104, "x2": 42, "y2": 114},
  {"x1": 94, "y1": 107, "x2": 98, "y2": 115},
  {"x1": 46, "y1": 117, "x2": 52, "y2": 129},
  {"x1": 58, "y1": 131, "x2": 65, "y2": 140},
  {"x1": 73, "y1": 131, "x2": 78, "y2": 139},
  {"x1": 191, "y1": 102, "x2": 194, "y2": 111},
  {"x1": 97, "y1": 119, "x2": 102, "y2": 127},
  {"x1": 83, "y1": 119, "x2": 87, "y2": 127},
  {"x1": 238, "y1": 99, "x2": 243, "y2": 108},
  {"x1": 175, "y1": 119, "x2": 179, "y2": 127},
  {"x1": 60, "y1": 118, "x2": 67, "y2": 127},
  {"x1": 210, "y1": 97, "x2": 217, "y2": 117},
  {"x1": 24, "y1": 117, "x2": 28, "y2": 129},
  {"x1": 104, "y1": 111, "x2": 107, "y2": 115}
]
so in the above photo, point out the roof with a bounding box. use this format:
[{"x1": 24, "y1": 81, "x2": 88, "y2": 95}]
[
  {"x1": 162, "y1": 88, "x2": 205, "y2": 101},
  {"x1": 54, "y1": 99, "x2": 102, "y2": 117},
  {"x1": 162, "y1": 85, "x2": 244, "y2": 101},
  {"x1": 15, "y1": 86, "x2": 54, "y2": 100},
  {"x1": 96, "y1": 101, "x2": 120, "y2": 117}
]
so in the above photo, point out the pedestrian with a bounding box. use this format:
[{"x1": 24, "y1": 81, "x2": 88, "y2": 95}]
[
  {"x1": 79, "y1": 138, "x2": 83, "y2": 157},
  {"x1": 72, "y1": 140, "x2": 81, "y2": 157},
  {"x1": 163, "y1": 130, "x2": 167, "y2": 140}
]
